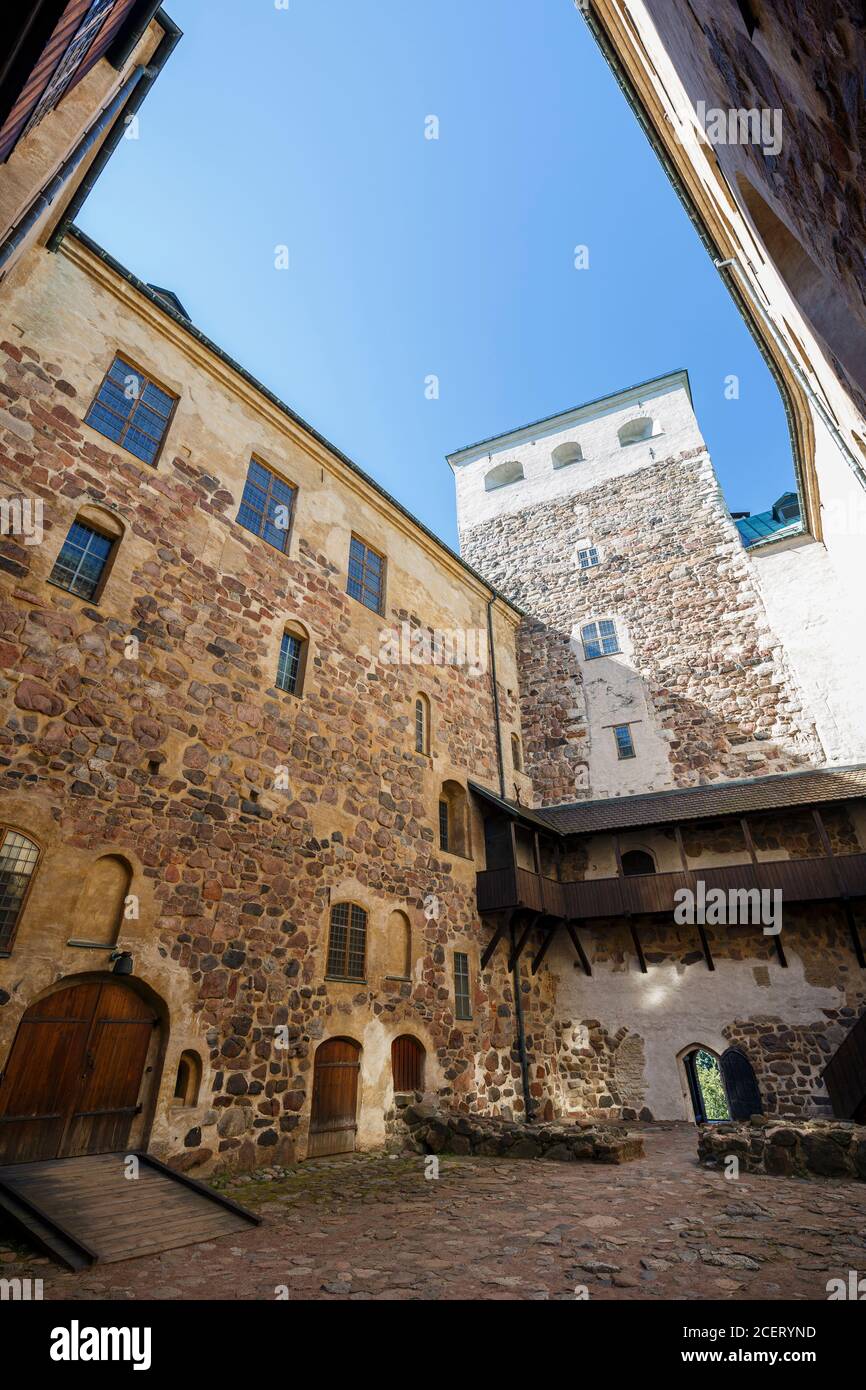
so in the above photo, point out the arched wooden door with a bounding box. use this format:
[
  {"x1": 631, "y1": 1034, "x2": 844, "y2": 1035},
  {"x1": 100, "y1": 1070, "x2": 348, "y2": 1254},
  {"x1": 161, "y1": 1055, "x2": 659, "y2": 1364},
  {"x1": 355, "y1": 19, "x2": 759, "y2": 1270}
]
[
  {"x1": 307, "y1": 1037, "x2": 361, "y2": 1158},
  {"x1": 0, "y1": 980, "x2": 159, "y2": 1165},
  {"x1": 720, "y1": 1047, "x2": 763, "y2": 1120},
  {"x1": 392, "y1": 1035, "x2": 424, "y2": 1093}
]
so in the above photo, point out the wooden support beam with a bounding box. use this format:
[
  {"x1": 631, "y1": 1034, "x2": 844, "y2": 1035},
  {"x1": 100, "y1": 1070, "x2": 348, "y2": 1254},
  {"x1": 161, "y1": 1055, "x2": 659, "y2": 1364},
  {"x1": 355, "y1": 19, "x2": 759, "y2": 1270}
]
[
  {"x1": 480, "y1": 914, "x2": 508, "y2": 970},
  {"x1": 508, "y1": 914, "x2": 537, "y2": 971},
  {"x1": 674, "y1": 824, "x2": 714, "y2": 970},
  {"x1": 740, "y1": 815, "x2": 788, "y2": 968},
  {"x1": 628, "y1": 919, "x2": 647, "y2": 974},
  {"x1": 531, "y1": 925, "x2": 557, "y2": 976},
  {"x1": 564, "y1": 920, "x2": 592, "y2": 977},
  {"x1": 813, "y1": 808, "x2": 866, "y2": 968}
]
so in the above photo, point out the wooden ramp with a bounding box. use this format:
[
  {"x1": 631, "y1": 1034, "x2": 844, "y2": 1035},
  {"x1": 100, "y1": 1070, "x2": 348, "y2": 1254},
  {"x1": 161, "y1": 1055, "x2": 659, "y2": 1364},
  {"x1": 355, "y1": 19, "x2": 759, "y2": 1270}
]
[{"x1": 0, "y1": 1152, "x2": 260, "y2": 1269}]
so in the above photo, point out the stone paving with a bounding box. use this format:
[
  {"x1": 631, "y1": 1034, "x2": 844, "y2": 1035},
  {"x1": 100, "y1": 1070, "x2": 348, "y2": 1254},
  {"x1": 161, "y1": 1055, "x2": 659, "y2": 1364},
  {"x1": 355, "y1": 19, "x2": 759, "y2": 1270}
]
[{"x1": 3, "y1": 1124, "x2": 866, "y2": 1301}]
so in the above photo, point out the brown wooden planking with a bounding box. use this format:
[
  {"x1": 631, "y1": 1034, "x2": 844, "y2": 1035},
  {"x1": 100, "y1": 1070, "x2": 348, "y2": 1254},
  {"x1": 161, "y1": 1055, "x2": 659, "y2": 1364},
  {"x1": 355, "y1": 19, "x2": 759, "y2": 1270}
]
[{"x1": 0, "y1": 1151, "x2": 258, "y2": 1265}]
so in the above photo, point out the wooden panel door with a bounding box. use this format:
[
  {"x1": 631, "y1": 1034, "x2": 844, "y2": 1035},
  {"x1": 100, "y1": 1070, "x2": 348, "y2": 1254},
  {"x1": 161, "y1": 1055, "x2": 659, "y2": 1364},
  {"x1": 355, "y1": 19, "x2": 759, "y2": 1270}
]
[
  {"x1": 0, "y1": 981, "x2": 157, "y2": 1165},
  {"x1": 392, "y1": 1035, "x2": 424, "y2": 1093},
  {"x1": 720, "y1": 1047, "x2": 763, "y2": 1120},
  {"x1": 307, "y1": 1038, "x2": 361, "y2": 1158}
]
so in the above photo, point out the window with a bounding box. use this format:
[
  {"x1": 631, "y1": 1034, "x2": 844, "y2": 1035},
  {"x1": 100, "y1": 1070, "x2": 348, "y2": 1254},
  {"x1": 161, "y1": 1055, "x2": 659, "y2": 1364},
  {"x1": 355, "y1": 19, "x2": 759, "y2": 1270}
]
[
  {"x1": 621, "y1": 848, "x2": 655, "y2": 876},
  {"x1": 511, "y1": 732, "x2": 522, "y2": 772},
  {"x1": 48, "y1": 519, "x2": 114, "y2": 601},
  {"x1": 276, "y1": 629, "x2": 305, "y2": 695},
  {"x1": 172, "y1": 1051, "x2": 202, "y2": 1107},
  {"x1": 617, "y1": 417, "x2": 655, "y2": 447},
  {"x1": 415, "y1": 694, "x2": 430, "y2": 754},
  {"x1": 578, "y1": 545, "x2": 599, "y2": 570},
  {"x1": 614, "y1": 724, "x2": 636, "y2": 759},
  {"x1": 581, "y1": 619, "x2": 619, "y2": 659},
  {"x1": 454, "y1": 951, "x2": 472, "y2": 1020},
  {"x1": 438, "y1": 799, "x2": 450, "y2": 852},
  {"x1": 326, "y1": 901, "x2": 367, "y2": 980},
  {"x1": 84, "y1": 356, "x2": 176, "y2": 466},
  {"x1": 0, "y1": 829, "x2": 39, "y2": 954},
  {"x1": 484, "y1": 459, "x2": 524, "y2": 491},
  {"x1": 347, "y1": 535, "x2": 385, "y2": 614},
  {"x1": 237, "y1": 458, "x2": 296, "y2": 553},
  {"x1": 552, "y1": 442, "x2": 583, "y2": 469}
]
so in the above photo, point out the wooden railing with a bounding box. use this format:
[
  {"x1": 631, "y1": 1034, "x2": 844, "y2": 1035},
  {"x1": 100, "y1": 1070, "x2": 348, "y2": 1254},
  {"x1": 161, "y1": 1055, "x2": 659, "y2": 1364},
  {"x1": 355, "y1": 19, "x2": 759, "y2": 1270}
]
[{"x1": 476, "y1": 852, "x2": 866, "y2": 920}]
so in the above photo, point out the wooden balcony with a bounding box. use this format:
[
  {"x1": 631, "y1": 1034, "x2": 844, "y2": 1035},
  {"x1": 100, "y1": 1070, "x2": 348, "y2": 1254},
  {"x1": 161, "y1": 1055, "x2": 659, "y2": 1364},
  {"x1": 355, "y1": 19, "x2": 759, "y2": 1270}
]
[{"x1": 476, "y1": 852, "x2": 866, "y2": 922}]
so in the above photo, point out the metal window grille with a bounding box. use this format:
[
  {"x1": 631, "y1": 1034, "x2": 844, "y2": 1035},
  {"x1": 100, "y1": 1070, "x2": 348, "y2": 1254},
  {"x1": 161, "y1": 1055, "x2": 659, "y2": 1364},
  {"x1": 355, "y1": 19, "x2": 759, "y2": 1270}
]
[
  {"x1": 326, "y1": 902, "x2": 367, "y2": 979},
  {"x1": 0, "y1": 830, "x2": 39, "y2": 952}
]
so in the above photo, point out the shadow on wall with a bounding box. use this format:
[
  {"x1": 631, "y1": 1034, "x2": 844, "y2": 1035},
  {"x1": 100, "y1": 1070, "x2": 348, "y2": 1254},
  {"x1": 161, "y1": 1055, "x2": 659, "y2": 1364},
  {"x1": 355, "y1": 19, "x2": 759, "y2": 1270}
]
[{"x1": 514, "y1": 615, "x2": 820, "y2": 803}]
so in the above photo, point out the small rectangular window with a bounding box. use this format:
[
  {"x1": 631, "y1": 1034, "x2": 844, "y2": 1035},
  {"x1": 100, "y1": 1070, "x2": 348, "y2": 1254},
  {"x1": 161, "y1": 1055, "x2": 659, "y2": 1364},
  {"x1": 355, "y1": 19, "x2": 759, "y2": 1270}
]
[
  {"x1": 581, "y1": 619, "x2": 619, "y2": 660},
  {"x1": 347, "y1": 534, "x2": 385, "y2": 614},
  {"x1": 0, "y1": 828, "x2": 40, "y2": 954},
  {"x1": 438, "y1": 800, "x2": 450, "y2": 852},
  {"x1": 578, "y1": 546, "x2": 599, "y2": 570},
  {"x1": 237, "y1": 458, "x2": 296, "y2": 553},
  {"x1": 614, "y1": 724, "x2": 636, "y2": 760},
  {"x1": 326, "y1": 902, "x2": 367, "y2": 980},
  {"x1": 84, "y1": 356, "x2": 176, "y2": 466},
  {"x1": 276, "y1": 632, "x2": 303, "y2": 694},
  {"x1": 48, "y1": 521, "x2": 114, "y2": 601},
  {"x1": 454, "y1": 951, "x2": 472, "y2": 1021}
]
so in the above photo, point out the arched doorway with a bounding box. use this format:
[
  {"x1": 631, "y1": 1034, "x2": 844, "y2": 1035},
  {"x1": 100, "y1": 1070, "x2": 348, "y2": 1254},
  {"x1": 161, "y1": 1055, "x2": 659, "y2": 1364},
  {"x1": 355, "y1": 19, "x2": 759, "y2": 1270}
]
[
  {"x1": 391, "y1": 1034, "x2": 425, "y2": 1093},
  {"x1": 308, "y1": 1037, "x2": 361, "y2": 1158},
  {"x1": 682, "y1": 1047, "x2": 731, "y2": 1124},
  {"x1": 0, "y1": 978, "x2": 161, "y2": 1165}
]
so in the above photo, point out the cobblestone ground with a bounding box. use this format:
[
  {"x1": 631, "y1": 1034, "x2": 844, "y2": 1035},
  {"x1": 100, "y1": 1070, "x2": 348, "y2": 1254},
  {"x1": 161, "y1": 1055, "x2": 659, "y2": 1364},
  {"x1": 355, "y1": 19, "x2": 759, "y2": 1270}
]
[{"x1": 4, "y1": 1125, "x2": 866, "y2": 1301}]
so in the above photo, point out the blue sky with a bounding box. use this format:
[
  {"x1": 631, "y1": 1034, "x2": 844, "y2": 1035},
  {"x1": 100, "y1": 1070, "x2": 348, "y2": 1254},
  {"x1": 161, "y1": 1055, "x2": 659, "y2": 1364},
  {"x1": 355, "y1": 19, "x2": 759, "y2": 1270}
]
[{"x1": 78, "y1": 0, "x2": 794, "y2": 549}]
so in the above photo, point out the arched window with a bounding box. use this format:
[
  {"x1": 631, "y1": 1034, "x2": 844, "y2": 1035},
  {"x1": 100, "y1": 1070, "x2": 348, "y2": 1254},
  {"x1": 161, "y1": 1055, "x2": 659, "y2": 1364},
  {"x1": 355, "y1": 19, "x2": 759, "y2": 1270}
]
[
  {"x1": 392, "y1": 1035, "x2": 425, "y2": 1093},
  {"x1": 70, "y1": 854, "x2": 132, "y2": 947},
  {"x1": 0, "y1": 827, "x2": 40, "y2": 953},
  {"x1": 172, "y1": 1050, "x2": 202, "y2": 1107},
  {"x1": 439, "y1": 781, "x2": 470, "y2": 857},
  {"x1": 48, "y1": 506, "x2": 123, "y2": 602},
  {"x1": 551, "y1": 441, "x2": 583, "y2": 469},
  {"x1": 326, "y1": 902, "x2": 367, "y2": 980},
  {"x1": 276, "y1": 621, "x2": 309, "y2": 696},
  {"x1": 617, "y1": 417, "x2": 656, "y2": 447},
  {"x1": 484, "y1": 459, "x2": 524, "y2": 492},
  {"x1": 414, "y1": 694, "x2": 430, "y2": 754},
  {"x1": 386, "y1": 909, "x2": 412, "y2": 979},
  {"x1": 621, "y1": 849, "x2": 656, "y2": 877},
  {"x1": 511, "y1": 732, "x2": 522, "y2": 772}
]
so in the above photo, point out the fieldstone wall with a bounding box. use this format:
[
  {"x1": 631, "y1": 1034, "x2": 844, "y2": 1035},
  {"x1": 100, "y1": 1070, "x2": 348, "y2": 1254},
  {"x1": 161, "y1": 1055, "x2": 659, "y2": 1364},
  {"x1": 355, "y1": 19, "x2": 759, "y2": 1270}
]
[
  {"x1": 0, "y1": 246, "x2": 561, "y2": 1171},
  {"x1": 399, "y1": 1100, "x2": 644, "y2": 1164},
  {"x1": 460, "y1": 448, "x2": 824, "y2": 806},
  {"x1": 699, "y1": 1116, "x2": 866, "y2": 1181}
]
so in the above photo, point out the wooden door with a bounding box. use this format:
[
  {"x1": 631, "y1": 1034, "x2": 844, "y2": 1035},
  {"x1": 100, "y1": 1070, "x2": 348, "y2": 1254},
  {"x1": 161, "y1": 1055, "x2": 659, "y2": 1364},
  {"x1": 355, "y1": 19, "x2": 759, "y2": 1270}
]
[
  {"x1": 392, "y1": 1035, "x2": 424, "y2": 1093},
  {"x1": 307, "y1": 1038, "x2": 361, "y2": 1158},
  {"x1": 720, "y1": 1047, "x2": 763, "y2": 1120},
  {"x1": 0, "y1": 981, "x2": 158, "y2": 1165}
]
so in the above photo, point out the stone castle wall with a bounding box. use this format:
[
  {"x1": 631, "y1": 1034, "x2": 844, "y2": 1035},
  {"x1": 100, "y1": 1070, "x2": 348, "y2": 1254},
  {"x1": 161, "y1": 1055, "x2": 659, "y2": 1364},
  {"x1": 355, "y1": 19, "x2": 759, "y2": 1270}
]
[
  {"x1": 0, "y1": 240, "x2": 545, "y2": 1171},
  {"x1": 460, "y1": 443, "x2": 824, "y2": 805}
]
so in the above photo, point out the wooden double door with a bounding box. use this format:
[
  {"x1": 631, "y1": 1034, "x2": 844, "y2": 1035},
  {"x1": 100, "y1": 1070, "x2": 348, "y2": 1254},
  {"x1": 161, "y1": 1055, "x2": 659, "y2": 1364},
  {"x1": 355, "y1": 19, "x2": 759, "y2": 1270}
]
[
  {"x1": 307, "y1": 1038, "x2": 361, "y2": 1158},
  {"x1": 0, "y1": 980, "x2": 159, "y2": 1166}
]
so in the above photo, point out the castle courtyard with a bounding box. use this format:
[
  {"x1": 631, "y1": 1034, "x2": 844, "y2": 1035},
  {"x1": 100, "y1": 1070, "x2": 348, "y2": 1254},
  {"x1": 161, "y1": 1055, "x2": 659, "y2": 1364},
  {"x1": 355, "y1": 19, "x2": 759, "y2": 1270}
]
[{"x1": 5, "y1": 1125, "x2": 865, "y2": 1303}]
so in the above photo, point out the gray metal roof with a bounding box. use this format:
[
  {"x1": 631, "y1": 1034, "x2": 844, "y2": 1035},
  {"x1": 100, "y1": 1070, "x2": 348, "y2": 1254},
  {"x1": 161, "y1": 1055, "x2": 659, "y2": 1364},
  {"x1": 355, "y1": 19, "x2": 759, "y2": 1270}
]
[{"x1": 471, "y1": 764, "x2": 866, "y2": 837}]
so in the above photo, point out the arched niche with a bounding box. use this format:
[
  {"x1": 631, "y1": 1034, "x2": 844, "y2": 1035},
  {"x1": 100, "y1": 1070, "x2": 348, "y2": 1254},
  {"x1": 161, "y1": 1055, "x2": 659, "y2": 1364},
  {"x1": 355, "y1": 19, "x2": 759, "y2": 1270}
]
[{"x1": 70, "y1": 854, "x2": 133, "y2": 946}]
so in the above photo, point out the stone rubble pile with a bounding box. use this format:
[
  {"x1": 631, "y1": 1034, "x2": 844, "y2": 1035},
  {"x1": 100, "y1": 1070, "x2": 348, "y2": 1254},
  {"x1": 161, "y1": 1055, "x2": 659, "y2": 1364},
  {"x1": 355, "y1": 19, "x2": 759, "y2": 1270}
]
[
  {"x1": 400, "y1": 1101, "x2": 644, "y2": 1163},
  {"x1": 698, "y1": 1115, "x2": 866, "y2": 1180}
]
